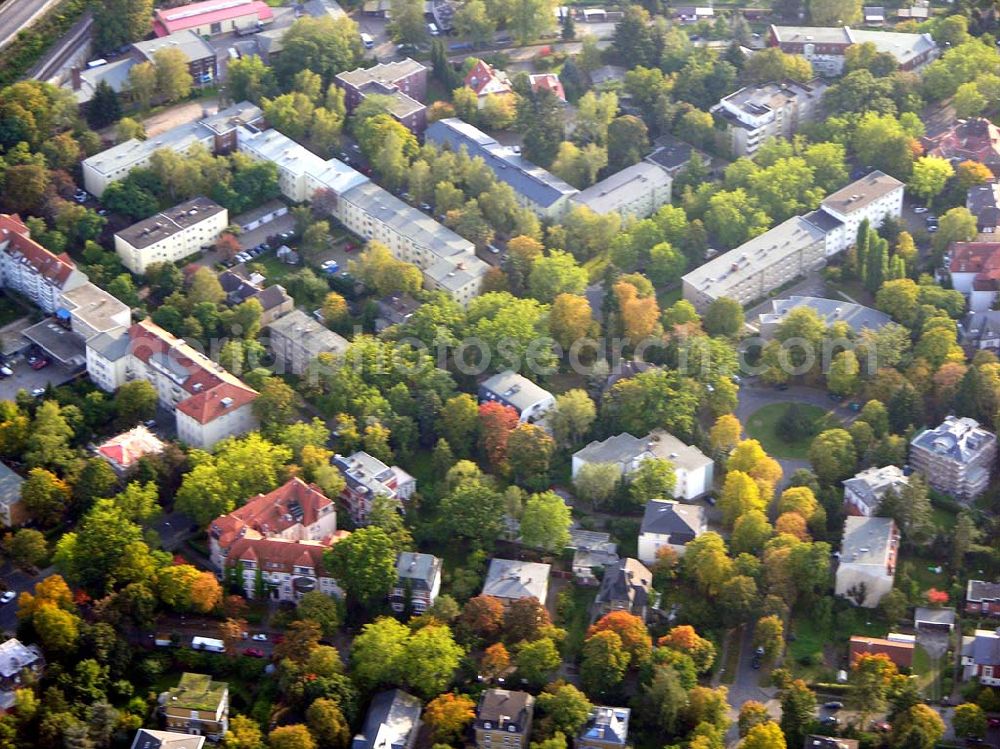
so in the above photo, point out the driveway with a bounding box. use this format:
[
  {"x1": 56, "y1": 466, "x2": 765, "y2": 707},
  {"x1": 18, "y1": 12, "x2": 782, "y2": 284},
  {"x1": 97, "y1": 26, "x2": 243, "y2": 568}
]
[
  {"x1": 0, "y1": 355, "x2": 77, "y2": 402},
  {"x1": 722, "y1": 625, "x2": 780, "y2": 744}
]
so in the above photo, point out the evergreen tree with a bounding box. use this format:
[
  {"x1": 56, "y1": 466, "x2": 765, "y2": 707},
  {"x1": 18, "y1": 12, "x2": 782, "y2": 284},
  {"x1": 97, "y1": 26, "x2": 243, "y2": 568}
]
[
  {"x1": 953, "y1": 511, "x2": 976, "y2": 570},
  {"x1": 855, "y1": 219, "x2": 870, "y2": 279},
  {"x1": 430, "y1": 38, "x2": 456, "y2": 89},
  {"x1": 518, "y1": 87, "x2": 565, "y2": 167},
  {"x1": 955, "y1": 365, "x2": 985, "y2": 423},
  {"x1": 888, "y1": 254, "x2": 906, "y2": 280},
  {"x1": 88, "y1": 80, "x2": 122, "y2": 129},
  {"x1": 561, "y1": 11, "x2": 576, "y2": 39}
]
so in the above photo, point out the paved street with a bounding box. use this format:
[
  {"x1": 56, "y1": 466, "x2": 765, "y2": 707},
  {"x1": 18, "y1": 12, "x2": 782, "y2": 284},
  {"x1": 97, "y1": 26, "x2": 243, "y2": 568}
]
[
  {"x1": 0, "y1": 564, "x2": 53, "y2": 635},
  {"x1": 721, "y1": 625, "x2": 780, "y2": 745},
  {"x1": 0, "y1": 0, "x2": 63, "y2": 49}
]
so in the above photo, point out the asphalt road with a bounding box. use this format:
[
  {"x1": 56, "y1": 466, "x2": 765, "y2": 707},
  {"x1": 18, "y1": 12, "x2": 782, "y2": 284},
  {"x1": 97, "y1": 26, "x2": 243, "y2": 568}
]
[
  {"x1": 0, "y1": 564, "x2": 53, "y2": 635},
  {"x1": 0, "y1": 0, "x2": 62, "y2": 49}
]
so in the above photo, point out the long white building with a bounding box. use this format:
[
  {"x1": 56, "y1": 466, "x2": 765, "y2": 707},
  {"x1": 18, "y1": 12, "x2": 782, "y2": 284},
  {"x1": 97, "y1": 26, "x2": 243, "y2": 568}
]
[
  {"x1": 114, "y1": 197, "x2": 229, "y2": 274},
  {"x1": 0, "y1": 215, "x2": 88, "y2": 313}
]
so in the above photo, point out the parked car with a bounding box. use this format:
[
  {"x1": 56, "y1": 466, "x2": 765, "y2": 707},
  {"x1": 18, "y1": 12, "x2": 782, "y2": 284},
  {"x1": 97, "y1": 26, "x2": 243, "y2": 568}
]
[
  {"x1": 0, "y1": 591, "x2": 15, "y2": 604},
  {"x1": 0, "y1": 366, "x2": 11, "y2": 378},
  {"x1": 820, "y1": 716, "x2": 840, "y2": 727},
  {"x1": 914, "y1": 206, "x2": 928, "y2": 214},
  {"x1": 251, "y1": 633, "x2": 268, "y2": 641},
  {"x1": 321, "y1": 260, "x2": 340, "y2": 275},
  {"x1": 243, "y1": 647, "x2": 266, "y2": 658},
  {"x1": 30, "y1": 388, "x2": 45, "y2": 397},
  {"x1": 30, "y1": 358, "x2": 49, "y2": 370},
  {"x1": 823, "y1": 701, "x2": 844, "y2": 710}
]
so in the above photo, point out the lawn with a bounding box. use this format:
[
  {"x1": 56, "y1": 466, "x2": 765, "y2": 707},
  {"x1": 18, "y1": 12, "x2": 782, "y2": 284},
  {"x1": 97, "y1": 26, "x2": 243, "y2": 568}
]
[
  {"x1": 788, "y1": 605, "x2": 886, "y2": 683},
  {"x1": 912, "y1": 644, "x2": 945, "y2": 701},
  {"x1": 0, "y1": 294, "x2": 24, "y2": 327},
  {"x1": 745, "y1": 402, "x2": 839, "y2": 459}
]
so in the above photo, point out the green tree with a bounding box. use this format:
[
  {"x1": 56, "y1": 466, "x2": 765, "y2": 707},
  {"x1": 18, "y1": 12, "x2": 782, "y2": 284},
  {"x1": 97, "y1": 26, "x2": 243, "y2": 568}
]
[
  {"x1": 297, "y1": 590, "x2": 342, "y2": 637},
  {"x1": 519, "y1": 88, "x2": 564, "y2": 167},
  {"x1": 515, "y1": 637, "x2": 561, "y2": 685},
  {"x1": 113, "y1": 380, "x2": 158, "y2": 427},
  {"x1": 808, "y1": 429, "x2": 857, "y2": 484},
  {"x1": 639, "y1": 665, "x2": 689, "y2": 734},
  {"x1": 520, "y1": 491, "x2": 571, "y2": 551},
  {"x1": 606, "y1": 115, "x2": 648, "y2": 172},
  {"x1": 325, "y1": 527, "x2": 397, "y2": 608},
  {"x1": 537, "y1": 683, "x2": 592, "y2": 735},
  {"x1": 454, "y1": 0, "x2": 497, "y2": 45},
  {"x1": 703, "y1": 297, "x2": 744, "y2": 337},
  {"x1": 573, "y1": 462, "x2": 620, "y2": 509},
  {"x1": 88, "y1": 80, "x2": 122, "y2": 128},
  {"x1": 629, "y1": 458, "x2": 677, "y2": 506},
  {"x1": 307, "y1": 698, "x2": 350, "y2": 749},
  {"x1": 93, "y1": 0, "x2": 153, "y2": 53},
  {"x1": 6, "y1": 528, "x2": 47, "y2": 570},
  {"x1": 743, "y1": 722, "x2": 786, "y2": 749},
  {"x1": 127, "y1": 61, "x2": 157, "y2": 110},
  {"x1": 909, "y1": 156, "x2": 954, "y2": 206},
  {"x1": 21, "y1": 468, "x2": 71, "y2": 527},
  {"x1": 154, "y1": 48, "x2": 193, "y2": 103},
  {"x1": 270, "y1": 725, "x2": 316, "y2": 749},
  {"x1": 953, "y1": 703, "x2": 987, "y2": 739},
  {"x1": 274, "y1": 16, "x2": 362, "y2": 87}
]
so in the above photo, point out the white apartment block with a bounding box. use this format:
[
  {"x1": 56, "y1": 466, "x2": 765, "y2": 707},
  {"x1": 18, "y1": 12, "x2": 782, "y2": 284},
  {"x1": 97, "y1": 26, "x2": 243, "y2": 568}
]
[
  {"x1": 86, "y1": 319, "x2": 258, "y2": 449},
  {"x1": 114, "y1": 197, "x2": 228, "y2": 274},
  {"x1": 81, "y1": 102, "x2": 263, "y2": 197},
  {"x1": 570, "y1": 162, "x2": 673, "y2": 219},
  {"x1": 711, "y1": 78, "x2": 828, "y2": 158},
  {"x1": 0, "y1": 215, "x2": 88, "y2": 313},
  {"x1": 237, "y1": 126, "x2": 488, "y2": 305},
  {"x1": 910, "y1": 416, "x2": 997, "y2": 502},
  {"x1": 835, "y1": 516, "x2": 899, "y2": 608},
  {"x1": 682, "y1": 171, "x2": 904, "y2": 311}
]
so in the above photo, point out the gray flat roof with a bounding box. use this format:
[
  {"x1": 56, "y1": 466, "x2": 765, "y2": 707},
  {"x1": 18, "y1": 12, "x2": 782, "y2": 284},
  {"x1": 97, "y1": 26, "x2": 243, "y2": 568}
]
[
  {"x1": 83, "y1": 121, "x2": 211, "y2": 178},
  {"x1": 821, "y1": 170, "x2": 904, "y2": 217},
  {"x1": 59, "y1": 281, "x2": 131, "y2": 335},
  {"x1": 267, "y1": 309, "x2": 349, "y2": 356},
  {"x1": 0, "y1": 461, "x2": 23, "y2": 504},
  {"x1": 771, "y1": 24, "x2": 852, "y2": 44},
  {"x1": 571, "y1": 163, "x2": 671, "y2": 214},
  {"x1": 336, "y1": 58, "x2": 426, "y2": 88},
  {"x1": 23, "y1": 319, "x2": 85, "y2": 365},
  {"x1": 759, "y1": 296, "x2": 891, "y2": 335},
  {"x1": 681, "y1": 215, "x2": 827, "y2": 295},
  {"x1": 840, "y1": 516, "x2": 895, "y2": 566},
  {"x1": 116, "y1": 197, "x2": 226, "y2": 249},
  {"x1": 132, "y1": 29, "x2": 215, "y2": 63}
]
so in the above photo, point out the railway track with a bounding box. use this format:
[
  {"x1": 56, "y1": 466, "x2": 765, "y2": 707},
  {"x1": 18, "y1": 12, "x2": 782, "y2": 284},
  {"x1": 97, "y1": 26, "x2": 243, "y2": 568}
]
[{"x1": 28, "y1": 10, "x2": 92, "y2": 82}]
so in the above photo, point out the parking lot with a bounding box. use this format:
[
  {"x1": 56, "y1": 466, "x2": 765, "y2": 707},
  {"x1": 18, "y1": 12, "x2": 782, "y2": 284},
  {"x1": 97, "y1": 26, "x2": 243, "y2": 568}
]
[{"x1": 0, "y1": 354, "x2": 78, "y2": 401}]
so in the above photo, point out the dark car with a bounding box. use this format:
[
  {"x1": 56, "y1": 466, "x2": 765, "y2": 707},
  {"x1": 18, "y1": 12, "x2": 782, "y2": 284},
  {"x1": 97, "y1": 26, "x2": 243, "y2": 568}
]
[
  {"x1": 989, "y1": 717, "x2": 1000, "y2": 728},
  {"x1": 823, "y1": 701, "x2": 844, "y2": 710},
  {"x1": 820, "y1": 716, "x2": 840, "y2": 727},
  {"x1": 750, "y1": 655, "x2": 762, "y2": 670},
  {"x1": 775, "y1": 383, "x2": 789, "y2": 391}
]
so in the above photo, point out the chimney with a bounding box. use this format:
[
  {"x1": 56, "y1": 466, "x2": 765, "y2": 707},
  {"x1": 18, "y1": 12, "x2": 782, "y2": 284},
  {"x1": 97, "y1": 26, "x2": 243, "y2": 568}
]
[{"x1": 71, "y1": 67, "x2": 82, "y2": 91}]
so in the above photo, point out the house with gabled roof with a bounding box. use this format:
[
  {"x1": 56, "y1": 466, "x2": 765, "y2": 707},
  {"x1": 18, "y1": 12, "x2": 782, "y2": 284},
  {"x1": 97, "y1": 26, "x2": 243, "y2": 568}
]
[
  {"x1": 843, "y1": 465, "x2": 909, "y2": 517},
  {"x1": 967, "y1": 579, "x2": 1000, "y2": 616},
  {"x1": 209, "y1": 477, "x2": 338, "y2": 568},
  {"x1": 97, "y1": 425, "x2": 166, "y2": 475},
  {"x1": 637, "y1": 499, "x2": 706, "y2": 564},
  {"x1": 464, "y1": 59, "x2": 514, "y2": 106},
  {"x1": 353, "y1": 690, "x2": 422, "y2": 749},
  {"x1": 962, "y1": 627, "x2": 1000, "y2": 685},
  {"x1": 577, "y1": 707, "x2": 630, "y2": 749},
  {"x1": 592, "y1": 558, "x2": 655, "y2": 622}
]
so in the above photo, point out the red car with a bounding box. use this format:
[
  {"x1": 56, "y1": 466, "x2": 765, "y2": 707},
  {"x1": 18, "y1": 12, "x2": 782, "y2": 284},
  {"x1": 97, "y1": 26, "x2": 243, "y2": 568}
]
[
  {"x1": 30, "y1": 358, "x2": 49, "y2": 370},
  {"x1": 242, "y1": 647, "x2": 266, "y2": 658},
  {"x1": 988, "y1": 718, "x2": 1000, "y2": 728}
]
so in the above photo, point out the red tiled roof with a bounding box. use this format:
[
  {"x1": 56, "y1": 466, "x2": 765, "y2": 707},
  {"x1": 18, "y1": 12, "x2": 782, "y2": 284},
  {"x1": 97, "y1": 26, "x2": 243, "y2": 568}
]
[
  {"x1": 950, "y1": 242, "x2": 1000, "y2": 292},
  {"x1": 926, "y1": 118, "x2": 1000, "y2": 167},
  {"x1": 97, "y1": 425, "x2": 166, "y2": 469},
  {"x1": 176, "y1": 382, "x2": 257, "y2": 425},
  {"x1": 154, "y1": 0, "x2": 274, "y2": 36},
  {"x1": 212, "y1": 478, "x2": 334, "y2": 549},
  {"x1": 0, "y1": 214, "x2": 77, "y2": 288},
  {"x1": 529, "y1": 74, "x2": 566, "y2": 102},
  {"x1": 226, "y1": 533, "x2": 349, "y2": 575},
  {"x1": 464, "y1": 59, "x2": 510, "y2": 96}
]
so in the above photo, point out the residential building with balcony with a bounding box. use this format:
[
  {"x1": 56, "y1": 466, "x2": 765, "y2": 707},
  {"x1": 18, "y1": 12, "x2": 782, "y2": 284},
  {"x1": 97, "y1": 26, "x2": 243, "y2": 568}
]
[
  {"x1": 572, "y1": 430, "x2": 713, "y2": 500},
  {"x1": 910, "y1": 416, "x2": 997, "y2": 501},
  {"x1": 391, "y1": 552, "x2": 442, "y2": 614},
  {"x1": 209, "y1": 477, "x2": 337, "y2": 569},
  {"x1": 711, "y1": 78, "x2": 828, "y2": 157},
  {"x1": 810, "y1": 170, "x2": 905, "y2": 255},
  {"x1": 637, "y1": 499, "x2": 707, "y2": 564},
  {"x1": 834, "y1": 516, "x2": 899, "y2": 608},
  {"x1": 332, "y1": 450, "x2": 416, "y2": 524},
  {"x1": 842, "y1": 465, "x2": 909, "y2": 516},
  {"x1": 0, "y1": 214, "x2": 87, "y2": 313},
  {"x1": 482, "y1": 559, "x2": 551, "y2": 607},
  {"x1": 114, "y1": 197, "x2": 228, "y2": 274},
  {"x1": 474, "y1": 690, "x2": 534, "y2": 749},
  {"x1": 224, "y1": 535, "x2": 345, "y2": 602},
  {"x1": 576, "y1": 707, "x2": 630, "y2": 749},
  {"x1": 159, "y1": 673, "x2": 229, "y2": 741},
  {"x1": 768, "y1": 25, "x2": 937, "y2": 75},
  {"x1": 85, "y1": 319, "x2": 258, "y2": 449}
]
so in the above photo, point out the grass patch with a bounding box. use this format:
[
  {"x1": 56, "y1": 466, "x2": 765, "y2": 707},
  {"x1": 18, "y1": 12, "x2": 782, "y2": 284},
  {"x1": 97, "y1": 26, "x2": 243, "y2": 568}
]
[
  {"x1": 248, "y1": 254, "x2": 297, "y2": 286},
  {"x1": 899, "y1": 555, "x2": 949, "y2": 593},
  {"x1": 719, "y1": 627, "x2": 741, "y2": 685},
  {"x1": 745, "y1": 402, "x2": 838, "y2": 459},
  {"x1": 0, "y1": 294, "x2": 24, "y2": 327},
  {"x1": 912, "y1": 644, "x2": 945, "y2": 700},
  {"x1": 788, "y1": 604, "x2": 886, "y2": 681},
  {"x1": 656, "y1": 286, "x2": 682, "y2": 310}
]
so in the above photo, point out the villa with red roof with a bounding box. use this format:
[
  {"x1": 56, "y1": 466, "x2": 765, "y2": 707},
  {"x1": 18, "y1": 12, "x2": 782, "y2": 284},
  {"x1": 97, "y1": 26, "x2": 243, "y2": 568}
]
[
  {"x1": 85, "y1": 319, "x2": 258, "y2": 448},
  {"x1": 224, "y1": 535, "x2": 347, "y2": 602},
  {"x1": 529, "y1": 74, "x2": 566, "y2": 102},
  {"x1": 464, "y1": 59, "x2": 514, "y2": 107},
  {"x1": 925, "y1": 118, "x2": 1000, "y2": 172},
  {"x1": 0, "y1": 214, "x2": 87, "y2": 314},
  {"x1": 153, "y1": 0, "x2": 274, "y2": 37},
  {"x1": 97, "y1": 425, "x2": 166, "y2": 474},
  {"x1": 209, "y1": 477, "x2": 339, "y2": 568},
  {"x1": 949, "y1": 242, "x2": 1000, "y2": 311}
]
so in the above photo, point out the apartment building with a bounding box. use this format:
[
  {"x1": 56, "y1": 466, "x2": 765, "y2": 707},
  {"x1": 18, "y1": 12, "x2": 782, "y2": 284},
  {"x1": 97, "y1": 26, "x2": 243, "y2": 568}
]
[
  {"x1": 0, "y1": 462, "x2": 24, "y2": 528},
  {"x1": 910, "y1": 416, "x2": 997, "y2": 501},
  {"x1": 834, "y1": 516, "x2": 899, "y2": 608},
  {"x1": 637, "y1": 499, "x2": 707, "y2": 564},
  {"x1": 577, "y1": 708, "x2": 630, "y2": 749},
  {"x1": 842, "y1": 465, "x2": 909, "y2": 516},
  {"x1": 82, "y1": 102, "x2": 263, "y2": 196},
  {"x1": 0, "y1": 214, "x2": 88, "y2": 313},
  {"x1": 682, "y1": 216, "x2": 827, "y2": 311},
  {"x1": 769, "y1": 25, "x2": 938, "y2": 75},
  {"x1": 335, "y1": 59, "x2": 428, "y2": 134},
  {"x1": 86, "y1": 319, "x2": 258, "y2": 449},
  {"x1": 592, "y1": 558, "x2": 653, "y2": 622},
  {"x1": 58, "y1": 282, "x2": 132, "y2": 341},
  {"x1": 265, "y1": 309, "x2": 349, "y2": 376},
  {"x1": 153, "y1": 0, "x2": 274, "y2": 36},
  {"x1": 352, "y1": 690, "x2": 422, "y2": 749},
  {"x1": 332, "y1": 450, "x2": 416, "y2": 524},
  {"x1": 479, "y1": 370, "x2": 555, "y2": 424},
  {"x1": 225, "y1": 534, "x2": 345, "y2": 602},
  {"x1": 426, "y1": 118, "x2": 578, "y2": 220},
  {"x1": 115, "y1": 197, "x2": 228, "y2": 274},
  {"x1": 0, "y1": 639, "x2": 43, "y2": 711},
  {"x1": 130, "y1": 729, "x2": 205, "y2": 749},
  {"x1": 474, "y1": 690, "x2": 534, "y2": 749},
  {"x1": 131, "y1": 30, "x2": 218, "y2": 87},
  {"x1": 209, "y1": 477, "x2": 337, "y2": 568},
  {"x1": 160, "y1": 673, "x2": 229, "y2": 740},
  {"x1": 814, "y1": 170, "x2": 905, "y2": 255},
  {"x1": 482, "y1": 559, "x2": 551, "y2": 606},
  {"x1": 949, "y1": 242, "x2": 1000, "y2": 312},
  {"x1": 96, "y1": 425, "x2": 166, "y2": 475},
  {"x1": 390, "y1": 551, "x2": 442, "y2": 615},
  {"x1": 711, "y1": 78, "x2": 828, "y2": 157},
  {"x1": 572, "y1": 430, "x2": 713, "y2": 501},
  {"x1": 569, "y1": 162, "x2": 672, "y2": 219}
]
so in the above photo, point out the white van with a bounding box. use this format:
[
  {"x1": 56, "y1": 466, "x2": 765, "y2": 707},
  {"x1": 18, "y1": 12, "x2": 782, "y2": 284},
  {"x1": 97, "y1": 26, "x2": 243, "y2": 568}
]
[
  {"x1": 361, "y1": 32, "x2": 375, "y2": 48},
  {"x1": 427, "y1": 22, "x2": 440, "y2": 35},
  {"x1": 191, "y1": 636, "x2": 225, "y2": 653},
  {"x1": 86, "y1": 59, "x2": 108, "y2": 69}
]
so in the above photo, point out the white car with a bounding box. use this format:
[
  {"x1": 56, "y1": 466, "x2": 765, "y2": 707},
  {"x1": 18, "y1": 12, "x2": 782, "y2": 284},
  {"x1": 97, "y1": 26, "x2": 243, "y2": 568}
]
[
  {"x1": 914, "y1": 206, "x2": 928, "y2": 214},
  {"x1": 251, "y1": 633, "x2": 268, "y2": 642},
  {"x1": 0, "y1": 591, "x2": 16, "y2": 604}
]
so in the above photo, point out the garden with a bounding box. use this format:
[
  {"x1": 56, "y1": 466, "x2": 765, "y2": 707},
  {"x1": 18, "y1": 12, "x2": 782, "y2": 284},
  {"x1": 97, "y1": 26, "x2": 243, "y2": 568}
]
[{"x1": 745, "y1": 402, "x2": 840, "y2": 459}]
